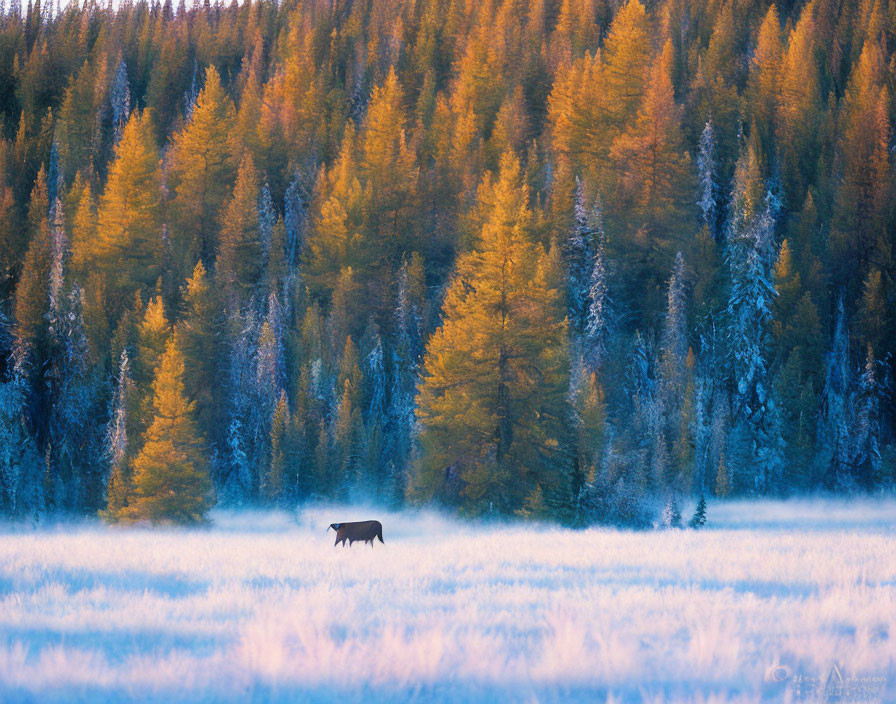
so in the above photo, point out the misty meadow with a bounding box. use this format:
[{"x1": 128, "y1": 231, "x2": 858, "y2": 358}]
[{"x1": 2, "y1": 501, "x2": 895, "y2": 703}]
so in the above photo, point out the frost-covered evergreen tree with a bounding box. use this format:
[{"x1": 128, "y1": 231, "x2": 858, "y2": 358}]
[
  {"x1": 110, "y1": 60, "x2": 131, "y2": 145},
  {"x1": 47, "y1": 141, "x2": 61, "y2": 207},
  {"x1": 725, "y1": 146, "x2": 784, "y2": 494},
  {"x1": 564, "y1": 178, "x2": 595, "y2": 333},
  {"x1": 101, "y1": 349, "x2": 133, "y2": 521},
  {"x1": 258, "y1": 181, "x2": 276, "y2": 261},
  {"x1": 688, "y1": 495, "x2": 707, "y2": 528},
  {"x1": 284, "y1": 166, "x2": 313, "y2": 270},
  {"x1": 107, "y1": 350, "x2": 132, "y2": 474},
  {"x1": 246, "y1": 296, "x2": 286, "y2": 495},
  {"x1": 253, "y1": 322, "x2": 280, "y2": 458},
  {"x1": 257, "y1": 295, "x2": 285, "y2": 395},
  {"x1": 183, "y1": 60, "x2": 200, "y2": 121},
  {"x1": 662, "y1": 494, "x2": 682, "y2": 528},
  {"x1": 693, "y1": 325, "x2": 725, "y2": 495},
  {"x1": 584, "y1": 200, "x2": 610, "y2": 371},
  {"x1": 224, "y1": 415, "x2": 252, "y2": 502},
  {"x1": 359, "y1": 320, "x2": 385, "y2": 422},
  {"x1": 659, "y1": 252, "x2": 692, "y2": 489},
  {"x1": 697, "y1": 118, "x2": 717, "y2": 236},
  {"x1": 626, "y1": 332, "x2": 667, "y2": 490},
  {"x1": 44, "y1": 200, "x2": 101, "y2": 512},
  {"x1": 384, "y1": 260, "x2": 422, "y2": 504},
  {"x1": 47, "y1": 199, "x2": 66, "y2": 324},
  {"x1": 816, "y1": 298, "x2": 854, "y2": 490},
  {"x1": 46, "y1": 284, "x2": 98, "y2": 511},
  {"x1": 648, "y1": 394, "x2": 670, "y2": 490},
  {"x1": 394, "y1": 256, "x2": 424, "y2": 361},
  {"x1": 693, "y1": 369, "x2": 712, "y2": 492},
  {"x1": 853, "y1": 346, "x2": 882, "y2": 489},
  {"x1": 0, "y1": 377, "x2": 42, "y2": 517},
  {"x1": 221, "y1": 312, "x2": 258, "y2": 503},
  {"x1": 710, "y1": 389, "x2": 732, "y2": 497},
  {"x1": 660, "y1": 252, "x2": 688, "y2": 405}
]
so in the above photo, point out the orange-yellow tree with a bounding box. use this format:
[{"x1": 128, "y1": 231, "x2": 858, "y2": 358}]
[
  {"x1": 305, "y1": 70, "x2": 418, "y2": 326},
  {"x1": 745, "y1": 5, "x2": 783, "y2": 160},
  {"x1": 548, "y1": 0, "x2": 651, "y2": 182},
  {"x1": 411, "y1": 152, "x2": 571, "y2": 518},
  {"x1": 608, "y1": 40, "x2": 692, "y2": 321},
  {"x1": 609, "y1": 40, "x2": 691, "y2": 233},
  {"x1": 776, "y1": 3, "x2": 822, "y2": 205},
  {"x1": 217, "y1": 153, "x2": 262, "y2": 299},
  {"x1": 113, "y1": 333, "x2": 213, "y2": 524},
  {"x1": 830, "y1": 41, "x2": 891, "y2": 295},
  {"x1": 91, "y1": 110, "x2": 163, "y2": 312},
  {"x1": 167, "y1": 66, "x2": 239, "y2": 270}
]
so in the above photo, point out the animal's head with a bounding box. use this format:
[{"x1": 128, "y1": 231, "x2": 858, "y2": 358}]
[{"x1": 327, "y1": 523, "x2": 340, "y2": 532}]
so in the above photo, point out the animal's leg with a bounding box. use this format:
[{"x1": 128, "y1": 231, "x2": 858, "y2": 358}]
[{"x1": 334, "y1": 536, "x2": 340, "y2": 547}]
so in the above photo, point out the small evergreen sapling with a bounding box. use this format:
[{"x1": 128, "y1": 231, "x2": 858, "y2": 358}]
[
  {"x1": 662, "y1": 495, "x2": 682, "y2": 528},
  {"x1": 689, "y1": 495, "x2": 707, "y2": 528}
]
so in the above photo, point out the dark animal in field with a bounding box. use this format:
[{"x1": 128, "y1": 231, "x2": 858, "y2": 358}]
[{"x1": 327, "y1": 520, "x2": 385, "y2": 547}]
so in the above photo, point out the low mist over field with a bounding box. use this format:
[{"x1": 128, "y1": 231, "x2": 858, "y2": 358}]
[{"x1": 1, "y1": 499, "x2": 894, "y2": 703}]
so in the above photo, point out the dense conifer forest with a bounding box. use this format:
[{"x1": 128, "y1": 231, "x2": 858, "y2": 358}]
[{"x1": 0, "y1": 0, "x2": 893, "y2": 524}]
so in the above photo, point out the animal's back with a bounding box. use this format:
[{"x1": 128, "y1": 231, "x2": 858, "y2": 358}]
[{"x1": 331, "y1": 519, "x2": 384, "y2": 546}]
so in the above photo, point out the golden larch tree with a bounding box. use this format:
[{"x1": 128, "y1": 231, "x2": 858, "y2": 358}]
[
  {"x1": 411, "y1": 152, "x2": 570, "y2": 517},
  {"x1": 599, "y1": 0, "x2": 652, "y2": 132},
  {"x1": 92, "y1": 110, "x2": 163, "y2": 311},
  {"x1": 117, "y1": 333, "x2": 213, "y2": 524},
  {"x1": 830, "y1": 40, "x2": 891, "y2": 294},
  {"x1": 610, "y1": 40, "x2": 692, "y2": 232},
  {"x1": 304, "y1": 129, "x2": 366, "y2": 297},
  {"x1": 776, "y1": 2, "x2": 822, "y2": 204},
  {"x1": 167, "y1": 66, "x2": 239, "y2": 269},
  {"x1": 217, "y1": 152, "x2": 262, "y2": 298},
  {"x1": 746, "y1": 5, "x2": 783, "y2": 158},
  {"x1": 359, "y1": 68, "x2": 419, "y2": 264},
  {"x1": 68, "y1": 176, "x2": 96, "y2": 280}
]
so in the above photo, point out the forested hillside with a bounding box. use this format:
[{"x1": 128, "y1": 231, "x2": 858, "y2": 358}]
[{"x1": 0, "y1": 0, "x2": 893, "y2": 524}]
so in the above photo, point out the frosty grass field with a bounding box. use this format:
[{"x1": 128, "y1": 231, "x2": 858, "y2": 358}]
[{"x1": 1, "y1": 500, "x2": 894, "y2": 703}]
